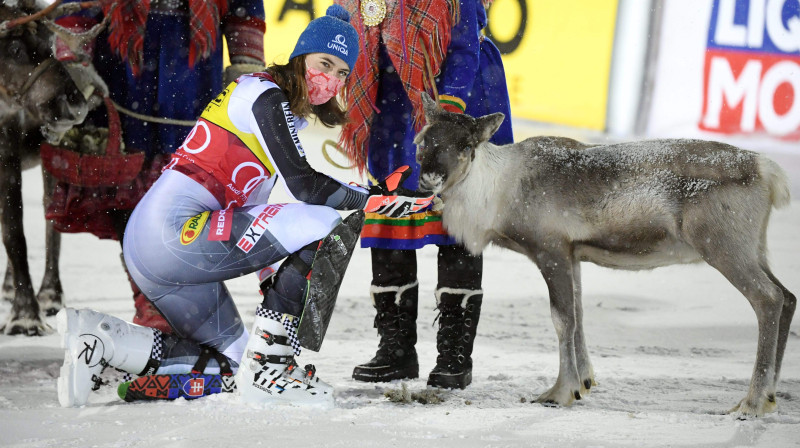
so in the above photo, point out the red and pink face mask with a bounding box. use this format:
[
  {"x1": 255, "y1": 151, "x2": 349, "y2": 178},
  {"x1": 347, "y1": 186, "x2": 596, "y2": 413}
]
[{"x1": 305, "y1": 67, "x2": 345, "y2": 105}]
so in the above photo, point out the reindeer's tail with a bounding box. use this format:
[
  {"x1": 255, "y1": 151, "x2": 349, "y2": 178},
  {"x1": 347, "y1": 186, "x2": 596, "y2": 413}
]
[{"x1": 758, "y1": 155, "x2": 791, "y2": 209}]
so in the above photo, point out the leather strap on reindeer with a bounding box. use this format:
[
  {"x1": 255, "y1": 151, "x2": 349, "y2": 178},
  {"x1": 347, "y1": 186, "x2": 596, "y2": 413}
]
[
  {"x1": 0, "y1": 0, "x2": 102, "y2": 101},
  {"x1": 0, "y1": 59, "x2": 57, "y2": 102}
]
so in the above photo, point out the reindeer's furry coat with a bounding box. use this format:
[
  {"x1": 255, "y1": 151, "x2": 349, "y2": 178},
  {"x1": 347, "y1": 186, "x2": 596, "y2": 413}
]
[
  {"x1": 1, "y1": 0, "x2": 89, "y2": 335},
  {"x1": 415, "y1": 93, "x2": 795, "y2": 418},
  {"x1": 445, "y1": 137, "x2": 788, "y2": 268}
]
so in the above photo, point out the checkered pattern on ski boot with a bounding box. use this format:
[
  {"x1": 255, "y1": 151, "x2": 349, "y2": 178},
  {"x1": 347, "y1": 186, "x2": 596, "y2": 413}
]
[
  {"x1": 236, "y1": 306, "x2": 333, "y2": 407},
  {"x1": 256, "y1": 306, "x2": 302, "y2": 356},
  {"x1": 427, "y1": 289, "x2": 483, "y2": 390}
]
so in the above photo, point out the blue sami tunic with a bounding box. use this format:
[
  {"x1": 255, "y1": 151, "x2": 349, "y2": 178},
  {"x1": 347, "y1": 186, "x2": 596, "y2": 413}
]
[
  {"x1": 361, "y1": 0, "x2": 514, "y2": 249},
  {"x1": 62, "y1": 0, "x2": 265, "y2": 158}
]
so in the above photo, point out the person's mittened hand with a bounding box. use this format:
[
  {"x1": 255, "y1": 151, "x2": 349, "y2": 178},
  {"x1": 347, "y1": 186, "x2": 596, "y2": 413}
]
[
  {"x1": 364, "y1": 166, "x2": 435, "y2": 218},
  {"x1": 224, "y1": 56, "x2": 266, "y2": 85}
]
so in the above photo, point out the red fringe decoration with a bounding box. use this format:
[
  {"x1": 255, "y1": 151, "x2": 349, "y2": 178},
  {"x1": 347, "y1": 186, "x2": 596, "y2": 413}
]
[
  {"x1": 337, "y1": 0, "x2": 458, "y2": 175},
  {"x1": 188, "y1": 0, "x2": 228, "y2": 68},
  {"x1": 100, "y1": 0, "x2": 228, "y2": 76},
  {"x1": 101, "y1": 0, "x2": 148, "y2": 76}
]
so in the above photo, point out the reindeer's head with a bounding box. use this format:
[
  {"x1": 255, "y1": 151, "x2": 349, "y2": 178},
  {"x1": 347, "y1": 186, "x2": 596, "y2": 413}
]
[
  {"x1": 0, "y1": 0, "x2": 94, "y2": 142},
  {"x1": 415, "y1": 93, "x2": 505, "y2": 195}
]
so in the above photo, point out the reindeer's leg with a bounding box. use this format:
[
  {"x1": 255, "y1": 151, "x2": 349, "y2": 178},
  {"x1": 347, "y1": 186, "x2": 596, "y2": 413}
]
[
  {"x1": 572, "y1": 259, "x2": 595, "y2": 395},
  {"x1": 534, "y1": 248, "x2": 583, "y2": 407},
  {"x1": 37, "y1": 168, "x2": 63, "y2": 315},
  {"x1": 684, "y1": 194, "x2": 785, "y2": 417},
  {"x1": 703, "y1": 254, "x2": 783, "y2": 417},
  {"x1": 0, "y1": 154, "x2": 46, "y2": 336},
  {"x1": 763, "y1": 269, "x2": 796, "y2": 389},
  {"x1": 2, "y1": 261, "x2": 13, "y2": 302}
]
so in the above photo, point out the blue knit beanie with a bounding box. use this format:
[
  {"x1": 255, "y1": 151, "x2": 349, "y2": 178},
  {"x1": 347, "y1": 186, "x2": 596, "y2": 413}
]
[{"x1": 290, "y1": 5, "x2": 359, "y2": 71}]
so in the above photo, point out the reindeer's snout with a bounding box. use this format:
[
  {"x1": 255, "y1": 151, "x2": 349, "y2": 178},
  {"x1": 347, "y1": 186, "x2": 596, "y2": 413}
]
[
  {"x1": 38, "y1": 88, "x2": 88, "y2": 143},
  {"x1": 40, "y1": 90, "x2": 87, "y2": 124},
  {"x1": 56, "y1": 91, "x2": 87, "y2": 122},
  {"x1": 419, "y1": 172, "x2": 443, "y2": 194}
]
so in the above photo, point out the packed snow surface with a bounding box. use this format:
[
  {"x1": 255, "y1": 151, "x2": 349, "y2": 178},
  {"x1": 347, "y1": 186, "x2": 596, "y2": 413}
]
[{"x1": 1, "y1": 123, "x2": 798, "y2": 447}]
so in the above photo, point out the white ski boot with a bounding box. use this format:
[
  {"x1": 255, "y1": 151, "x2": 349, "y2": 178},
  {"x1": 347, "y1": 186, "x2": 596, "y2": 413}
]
[
  {"x1": 235, "y1": 311, "x2": 333, "y2": 408},
  {"x1": 57, "y1": 308, "x2": 155, "y2": 407}
]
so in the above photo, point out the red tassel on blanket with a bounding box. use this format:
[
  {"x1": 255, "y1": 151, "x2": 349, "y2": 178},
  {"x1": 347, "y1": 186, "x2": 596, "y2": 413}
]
[
  {"x1": 101, "y1": 0, "x2": 148, "y2": 76},
  {"x1": 336, "y1": 0, "x2": 457, "y2": 176},
  {"x1": 100, "y1": 0, "x2": 228, "y2": 76},
  {"x1": 188, "y1": 0, "x2": 228, "y2": 68}
]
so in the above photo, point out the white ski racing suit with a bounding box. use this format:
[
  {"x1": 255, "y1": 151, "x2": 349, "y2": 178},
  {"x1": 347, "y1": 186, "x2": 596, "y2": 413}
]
[{"x1": 122, "y1": 73, "x2": 369, "y2": 373}]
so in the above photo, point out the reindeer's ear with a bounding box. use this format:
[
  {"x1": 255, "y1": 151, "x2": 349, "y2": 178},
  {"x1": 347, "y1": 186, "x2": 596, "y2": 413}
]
[
  {"x1": 412, "y1": 124, "x2": 429, "y2": 145},
  {"x1": 475, "y1": 112, "x2": 505, "y2": 143},
  {"x1": 420, "y1": 92, "x2": 441, "y2": 121}
]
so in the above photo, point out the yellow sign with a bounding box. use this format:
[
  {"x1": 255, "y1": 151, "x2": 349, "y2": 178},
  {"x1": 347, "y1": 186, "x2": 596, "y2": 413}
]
[
  {"x1": 487, "y1": 0, "x2": 618, "y2": 130},
  {"x1": 262, "y1": 0, "x2": 333, "y2": 66},
  {"x1": 256, "y1": 0, "x2": 618, "y2": 130}
]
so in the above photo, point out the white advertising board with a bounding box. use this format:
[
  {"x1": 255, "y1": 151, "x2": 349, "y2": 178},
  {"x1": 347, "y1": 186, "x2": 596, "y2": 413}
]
[{"x1": 646, "y1": 0, "x2": 799, "y2": 154}]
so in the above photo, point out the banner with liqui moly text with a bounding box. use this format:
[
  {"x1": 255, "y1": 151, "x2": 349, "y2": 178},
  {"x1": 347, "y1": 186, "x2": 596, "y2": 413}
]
[
  {"x1": 647, "y1": 0, "x2": 799, "y2": 151},
  {"x1": 701, "y1": 0, "x2": 799, "y2": 139}
]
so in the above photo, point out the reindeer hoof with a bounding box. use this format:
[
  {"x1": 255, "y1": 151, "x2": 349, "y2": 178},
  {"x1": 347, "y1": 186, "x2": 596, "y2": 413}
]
[
  {"x1": 37, "y1": 290, "x2": 64, "y2": 316},
  {"x1": 42, "y1": 303, "x2": 63, "y2": 317},
  {"x1": 536, "y1": 383, "x2": 580, "y2": 407},
  {"x1": 1, "y1": 318, "x2": 51, "y2": 336},
  {"x1": 580, "y1": 377, "x2": 597, "y2": 396},
  {"x1": 728, "y1": 396, "x2": 777, "y2": 418}
]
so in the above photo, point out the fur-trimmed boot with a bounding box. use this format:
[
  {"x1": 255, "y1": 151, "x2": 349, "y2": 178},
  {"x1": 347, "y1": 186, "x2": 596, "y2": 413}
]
[
  {"x1": 427, "y1": 288, "x2": 483, "y2": 389},
  {"x1": 57, "y1": 307, "x2": 160, "y2": 407},
  {"x1": 352, "y1": 282, "x2": 419, "y2": 382},
  {"x1": 235, "y1": 306, "x2": 333, "y2": 407}
]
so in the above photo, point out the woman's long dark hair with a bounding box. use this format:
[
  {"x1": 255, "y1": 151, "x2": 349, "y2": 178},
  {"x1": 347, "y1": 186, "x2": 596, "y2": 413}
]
[{"x1": 266, "y1": 55, "x2": 349, "y2": 128}]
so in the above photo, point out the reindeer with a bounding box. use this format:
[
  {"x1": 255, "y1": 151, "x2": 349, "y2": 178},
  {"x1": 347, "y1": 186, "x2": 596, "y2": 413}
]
[
  {"x1": 0, "y1": 0, "x2": 105, "y2": 335},
  {"x1": 414, "y1": 93, "x2": 795, "y2": 418}
]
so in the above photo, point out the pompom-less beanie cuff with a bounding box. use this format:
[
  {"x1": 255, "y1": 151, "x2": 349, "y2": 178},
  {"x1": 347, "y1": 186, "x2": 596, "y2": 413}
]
[{"x1": 290, "y1": 5, "x2": 360, "y2": 70}]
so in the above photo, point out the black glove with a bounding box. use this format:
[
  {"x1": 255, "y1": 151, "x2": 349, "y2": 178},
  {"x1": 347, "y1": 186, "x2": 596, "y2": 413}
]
[{"x1": 364, "y1": 166, "x2": 434, "y2": 218}]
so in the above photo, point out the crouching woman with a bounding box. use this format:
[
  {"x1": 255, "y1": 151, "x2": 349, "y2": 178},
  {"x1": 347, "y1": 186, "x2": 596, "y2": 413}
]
[{"x1": 56, "y1": 6, "x2": 432, "y2": 408}]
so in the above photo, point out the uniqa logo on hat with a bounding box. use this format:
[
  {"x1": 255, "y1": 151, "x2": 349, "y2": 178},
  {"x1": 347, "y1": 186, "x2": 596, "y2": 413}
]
[{"x1": 328, "y1": 34, "x2": 348, "y2": 56}]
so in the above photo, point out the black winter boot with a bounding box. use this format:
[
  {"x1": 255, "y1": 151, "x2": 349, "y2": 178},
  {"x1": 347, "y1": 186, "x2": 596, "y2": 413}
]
[
  {"x1": 352, "y1": 282, "x2": 419, "y2": 382},
  {"x1": 428, "y1": 288, "x2": 483, "y2": 389}
]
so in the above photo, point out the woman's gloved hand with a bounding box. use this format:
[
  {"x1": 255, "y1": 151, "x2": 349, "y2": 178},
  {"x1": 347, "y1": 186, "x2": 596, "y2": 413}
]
[{"x1": 364, "y1": 166, "x2": 435, "y2": 218}]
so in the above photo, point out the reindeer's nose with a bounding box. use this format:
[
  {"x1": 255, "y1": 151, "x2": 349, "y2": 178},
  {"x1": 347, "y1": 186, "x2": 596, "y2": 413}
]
[
  {"x1": 418, "y1": 173, "x2": 440, "y2": 193},
  {"x1": 56, "y1": 90, "x2": 88, "y2": 123},
  {"x1": 54, "y1": 95, "x2": 78, "y2": 121},
  {"x1": 64, "y1": 84, "x2": 84, "y2": 105}
]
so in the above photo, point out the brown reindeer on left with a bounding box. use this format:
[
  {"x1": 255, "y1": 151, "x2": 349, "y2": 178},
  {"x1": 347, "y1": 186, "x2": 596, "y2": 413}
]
[{"x1": 0, "y1": 0, "x2": 105, "y2": 335}]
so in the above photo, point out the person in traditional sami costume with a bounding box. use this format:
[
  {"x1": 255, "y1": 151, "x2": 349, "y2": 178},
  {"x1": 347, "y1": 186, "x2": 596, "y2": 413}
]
[
  {"x1": 337, "y1": 0, "x2": 514, "y2": 389},
  {"x1": 46, "y1": 0, "x2": 266, "y2": 333}
]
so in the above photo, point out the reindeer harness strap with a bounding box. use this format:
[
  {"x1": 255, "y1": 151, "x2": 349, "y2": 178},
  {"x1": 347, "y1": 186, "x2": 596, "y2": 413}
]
[{"x1": 0, "y1": 58, "x2": 58, "y2": 103}]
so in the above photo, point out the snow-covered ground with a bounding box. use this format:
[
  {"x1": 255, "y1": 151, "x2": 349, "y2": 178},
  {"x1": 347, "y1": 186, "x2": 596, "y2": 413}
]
[{"x1": 1, "y1": 122, "x2": 799, "y2": 447}]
